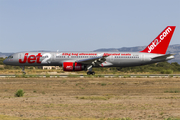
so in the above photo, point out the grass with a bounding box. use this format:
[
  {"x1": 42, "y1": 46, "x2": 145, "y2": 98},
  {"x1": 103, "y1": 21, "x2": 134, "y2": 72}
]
[
  {"x1": 0, "y1": 77, "x2": 180, "y2": 119},
  {"x1": 169, "y1": 75, "x2": 174, "y2": 78},
  {"x1": 0, "y1": 115, "x2": 25, "y2": 120},
  {"x1": 164, "y1": 90, "x2": 180, "y2": 93},
  {"x1": 3, "y1": 71, "x2": 179, "y2": 79},
  {"x1": 29, "y1": 74, "x2": 39, "y2": 78},
  {"x1": 136, "y1": 75, "x2": 142, "y2": 78},
  {"x1": 156, "y1": 96, "x2": 180, "y2": 99},
  {"x1": 67, "y1": 74, "x2": 80, "y2": 78},
  {"x1": 94, "y1": 75, "x2": 105, "y2": 78},
  {"x1": 76, "y1": 96, "x2": 112, "y2": 100},
  {"x1": 164, "y1": 118, "x2": 180, "y2": 120},
  {"x1": 123, "y1": 75, "x2": 131, "y2": 78},
  {"x1": 106, "y1": 118, "x2": 132, "y2": 120},
  {"x1": 62, "y1": 80, "x2": 67, "y2": 84},
  {"x1": 85, "y1": 75, "x2": 94, "y2": 78},
  {"x1": 0, "y1": 115, "x2": 133, "y2": 120},
  {"x1": 113, "y1": 75, "x2": 119, "y2": 78}
]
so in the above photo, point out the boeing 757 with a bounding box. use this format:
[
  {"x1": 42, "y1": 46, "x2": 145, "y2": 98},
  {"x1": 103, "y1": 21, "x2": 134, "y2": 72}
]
[{"x1": 3, "y1": 26, "x2": 176, "y2": 75}]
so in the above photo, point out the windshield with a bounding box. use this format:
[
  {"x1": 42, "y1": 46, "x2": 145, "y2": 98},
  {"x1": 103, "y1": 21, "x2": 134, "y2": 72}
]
[{"x1": 7, "y1": 55, "x2": 13, "y2": 58}]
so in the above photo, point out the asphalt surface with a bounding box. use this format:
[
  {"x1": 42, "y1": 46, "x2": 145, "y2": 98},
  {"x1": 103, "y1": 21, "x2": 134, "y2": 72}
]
[{"x1": 0, "y1": 74, "x2": 179, "y2": 78}]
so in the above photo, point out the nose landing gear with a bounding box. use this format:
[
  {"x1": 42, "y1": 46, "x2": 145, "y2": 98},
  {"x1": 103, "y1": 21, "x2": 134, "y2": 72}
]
[{"x1": 20, "y1": 66, "x2": 26, "y2": 74}]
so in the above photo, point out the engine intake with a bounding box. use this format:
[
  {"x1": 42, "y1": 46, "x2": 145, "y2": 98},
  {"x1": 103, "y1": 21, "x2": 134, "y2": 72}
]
[{"x1": 63, "y1": 62, "x2": 84, "y2": 71}]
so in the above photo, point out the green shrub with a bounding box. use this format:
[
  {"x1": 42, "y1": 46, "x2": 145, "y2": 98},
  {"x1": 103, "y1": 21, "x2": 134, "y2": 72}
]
[
  {"x1": 166, "y1": 70, "x2": 173, "y2": 74},
  {"x1": 164, "y1": 90, "x2": 180, "y2": 93},
  {"x1": 46, "y1": 74, "x2": 50, "y2": 78},
  {"x1": 169, "y1": 75, "x2": 173, "y2": 78},
  {"x1": 161, "y1": 70, "x2": 166, "y2": 74},
  {"x1": 161, "y1": 70, "x2": 173, "y2": 74},
  {"x1": 101, "y1": 83, "x2": 107, "y2": 86},
  {"x1": 76, "y1": 96, "x2": 111, "y2": 100},
  {"x1": 15, "y1": 89, "x2": 24, "y2": 97},
  {"x1": 0, "y1": 67, "x2": 4, "y2": 70},
  {"x1": 123, "y1": 75, "x2": 131, "y2": 78}
]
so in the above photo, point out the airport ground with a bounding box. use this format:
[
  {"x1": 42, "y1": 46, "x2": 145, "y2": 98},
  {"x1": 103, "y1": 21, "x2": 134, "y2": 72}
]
[{"x1": 0, "y1": 77, "x2": 180, "y2": 120}]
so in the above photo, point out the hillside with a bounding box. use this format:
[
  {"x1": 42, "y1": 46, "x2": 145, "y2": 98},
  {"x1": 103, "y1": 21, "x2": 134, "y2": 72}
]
[{"x1": 0, "y1": 52, "x2": 13, "y2": 58}]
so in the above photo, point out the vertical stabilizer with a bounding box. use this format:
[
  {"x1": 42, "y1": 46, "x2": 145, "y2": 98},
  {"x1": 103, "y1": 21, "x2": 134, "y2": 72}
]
[{"x1": 140, "y1": 26, "x2": 176, "y2": 54}]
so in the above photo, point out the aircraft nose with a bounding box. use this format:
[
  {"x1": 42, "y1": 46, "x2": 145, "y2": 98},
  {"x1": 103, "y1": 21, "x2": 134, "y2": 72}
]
[{"x1": 3, "y1": 59, "x2": 7, "y2": 65}]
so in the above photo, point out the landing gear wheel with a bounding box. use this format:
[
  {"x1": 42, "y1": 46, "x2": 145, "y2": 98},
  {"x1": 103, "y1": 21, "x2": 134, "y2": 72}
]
[
  {"x1": 92, "y1": 72, "x2": 95, "y2": 75},
  {"x1": 87, "y1": 71, "x2": 95, "y2": 75},
  {"x1": 23, "y1": 72, "x2": 26, "y2": 74}
]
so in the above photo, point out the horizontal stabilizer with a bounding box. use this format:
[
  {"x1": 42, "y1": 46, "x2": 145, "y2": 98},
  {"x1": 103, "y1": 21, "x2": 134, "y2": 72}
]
[{"x1": 152, "y1": 54, "x2": 175, "y2": 60}]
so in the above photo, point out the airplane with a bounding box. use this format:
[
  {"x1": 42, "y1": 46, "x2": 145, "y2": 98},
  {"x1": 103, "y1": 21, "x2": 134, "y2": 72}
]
[{"x1": 3, "y1": 26, "x2": 176, "y2": 75}]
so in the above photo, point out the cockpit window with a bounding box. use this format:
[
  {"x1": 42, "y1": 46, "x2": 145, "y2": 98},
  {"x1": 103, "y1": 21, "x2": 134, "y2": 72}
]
[{"x1": 8, "y1": 56, "x2": 13, "y2": 58}]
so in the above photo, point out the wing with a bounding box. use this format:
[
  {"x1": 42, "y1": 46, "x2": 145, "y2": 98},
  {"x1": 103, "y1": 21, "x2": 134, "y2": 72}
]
[{"x1": 76, "y1": 54, "x2": 109, "y2": 66}]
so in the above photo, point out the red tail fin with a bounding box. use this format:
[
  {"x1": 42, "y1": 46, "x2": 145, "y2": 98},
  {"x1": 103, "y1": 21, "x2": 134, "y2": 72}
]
[{"x1": 140, "y1": 26, "x2": 176, "y2": 54}]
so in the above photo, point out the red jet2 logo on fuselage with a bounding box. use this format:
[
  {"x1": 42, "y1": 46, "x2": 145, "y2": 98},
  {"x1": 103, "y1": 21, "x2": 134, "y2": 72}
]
[{"x1": 19, "y1": 53, "x2": 42, "y2": 64}]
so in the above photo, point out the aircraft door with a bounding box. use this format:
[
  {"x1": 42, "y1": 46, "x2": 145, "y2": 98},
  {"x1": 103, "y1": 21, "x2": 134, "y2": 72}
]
[
  {"x1": 141, "y1": 54, "x2": 145, "y2": 61},
  {"x1": 18, "y1": 53, "x2": 24, "y2": 60},
  {"x1": 52, "y1": 53, "x2": 55, "y2": 61},
  {"x1": 110, "y1": 56, "x2": 114, "y2": 62}
]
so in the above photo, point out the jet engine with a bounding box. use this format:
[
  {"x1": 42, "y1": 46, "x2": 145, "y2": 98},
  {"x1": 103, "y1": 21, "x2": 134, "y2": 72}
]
[{"x1": 63, "y1": 62, "x2": 84, "y2": 71}]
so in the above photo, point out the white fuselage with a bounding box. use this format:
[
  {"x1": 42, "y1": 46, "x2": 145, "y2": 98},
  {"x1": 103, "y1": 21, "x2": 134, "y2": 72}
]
[{"x1": 3, "y1": 52, "x2": 174, "y2": 68}]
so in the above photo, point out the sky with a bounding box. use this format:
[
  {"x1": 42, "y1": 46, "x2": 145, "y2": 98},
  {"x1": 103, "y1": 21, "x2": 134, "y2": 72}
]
[{"x1": 0, "y1": 0, "x2": 180, "y2": 53}]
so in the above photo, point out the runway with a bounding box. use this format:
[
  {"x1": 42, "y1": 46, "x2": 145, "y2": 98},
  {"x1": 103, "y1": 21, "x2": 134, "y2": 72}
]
[{"x1": 0, "y1": 74, "x2": 179, "y2": 78}]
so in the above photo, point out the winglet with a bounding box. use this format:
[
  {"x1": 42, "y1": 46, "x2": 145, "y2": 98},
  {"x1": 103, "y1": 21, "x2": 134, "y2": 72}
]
[{"x1": 140, "y1": 26, "x2": 176, "y2": 54}]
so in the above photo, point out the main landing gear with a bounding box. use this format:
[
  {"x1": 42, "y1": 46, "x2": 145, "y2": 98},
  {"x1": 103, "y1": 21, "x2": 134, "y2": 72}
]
[{"x1": 86, "y1": 65, "x2": 95, "y2": 75}]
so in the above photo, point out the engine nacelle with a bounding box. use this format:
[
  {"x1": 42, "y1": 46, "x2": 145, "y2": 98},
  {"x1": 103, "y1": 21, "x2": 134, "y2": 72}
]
[{"x1": 63, "y1": 62, "x2": 84, "y2": 71}]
